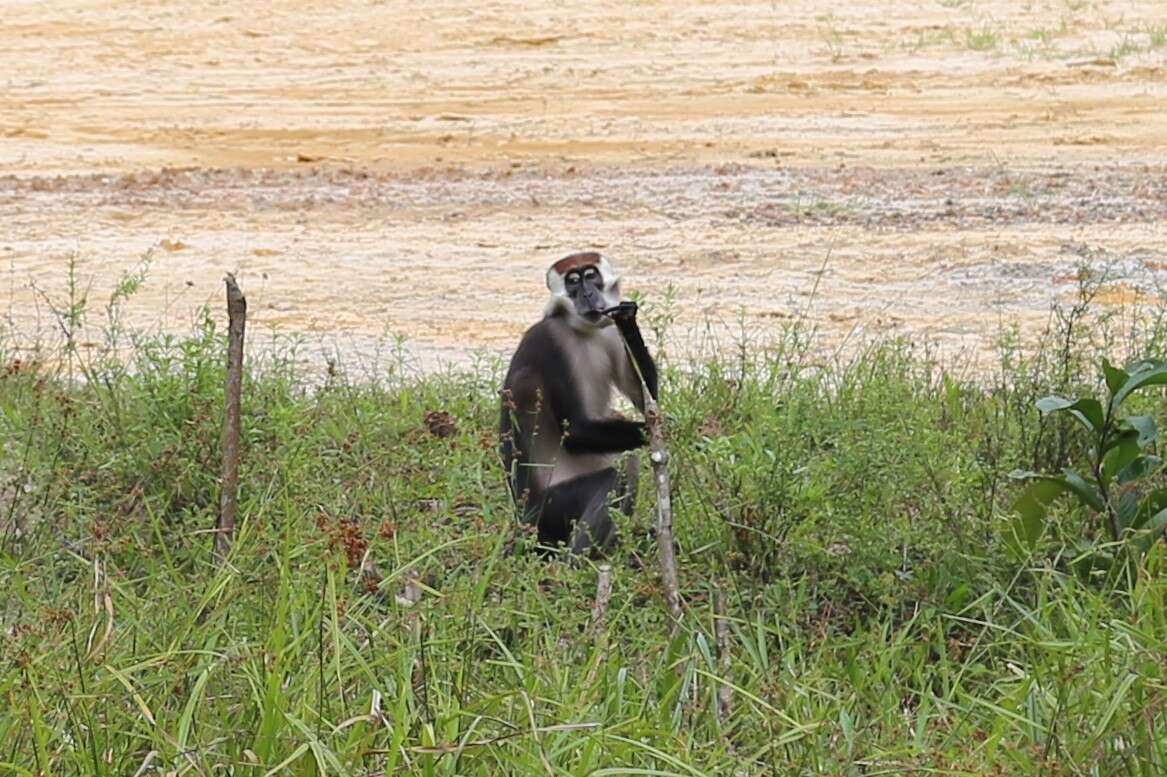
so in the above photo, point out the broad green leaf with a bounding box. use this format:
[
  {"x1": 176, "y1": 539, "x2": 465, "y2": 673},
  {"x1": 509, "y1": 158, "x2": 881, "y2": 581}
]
[
  {"x1": 1121, "y1": 414, "x2": 1157, "y2": 448},
  {"x1": 1117, "y1": 489, "x2": 1140, "y2": 529},
  {"x1": 1008, "y1": 467, "x2": 1107, "y2": 554},
  {"x1": 1146, "y1": 511, "x2": 1167, "y2": 533},
  {"x1": 1102, "y1": 358, "x2": 1129, "y2": 397},
  {"x1": 1102, "y1": 434, "x2": 1139, "y2": 484},
  {"x1": 1102, "y1": 414, "x2": 1155, "y2": 455},
  {"x1": 1144, "y1": 508, "x2": 1167, "y2": 534},
  {"x1": 1035, "y1": 396, "x2": 1104, "y2": 434},
  {"x1": 1117, "y1": 454, "x2": 1162, "y2": 485},
  {"x1": 1125, "y1": 358, "x2": 1160, "y2": 373},
  {"x1": 1007, "y1": 474, "x2": 1069, "y2": 553},
  {"x1": 1130, "y1": 489, "x2": 1167, "y2": 531},
  {"x1": 1113, "y1": 360, "x2": 1167, "y2": 407},
  {"x1": 1034, "y1": 395, "x2": 1073, "y2": 413},
  {"x1": 1059, "y1": 469, "x2": 1106, "y2": 512},
  {"x1": 1133, "y1": 508, "x2": 1167, "y2": 554}
]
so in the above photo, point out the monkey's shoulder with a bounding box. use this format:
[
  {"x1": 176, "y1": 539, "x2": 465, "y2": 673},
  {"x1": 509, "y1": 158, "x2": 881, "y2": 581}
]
[{"x1": 505, "y1": 318, "x2": 569, "y2": 385}]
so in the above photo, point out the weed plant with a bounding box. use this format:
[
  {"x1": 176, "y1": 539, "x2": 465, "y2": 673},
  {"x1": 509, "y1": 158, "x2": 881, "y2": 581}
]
[{"x1": 1, "y1": 266, "x2": 1165, "y2": 775}]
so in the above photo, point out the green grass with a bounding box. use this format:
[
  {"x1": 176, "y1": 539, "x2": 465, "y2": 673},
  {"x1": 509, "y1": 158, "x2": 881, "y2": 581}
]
[
  {"x1": 964, "y1": 26, "x2": 1000, "y2": 52},
  {"x1": 1150, "y1": 25, "x2": 1167, "y2": 49},
  {"x1": 2, "y1": 296, "x2": 1167, "y2": 775},
  {"x1": 1106, "y1": 25, "x2": 1167, "y2": 60}
]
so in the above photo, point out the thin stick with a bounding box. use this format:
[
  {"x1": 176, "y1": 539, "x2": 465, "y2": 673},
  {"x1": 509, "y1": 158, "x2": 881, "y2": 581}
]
[
  {"x1": 582, "y1": 563, "x2": 614, "y2": 686},
  {"x1": 215, "y1": 273, "x2": 246, "y2": 564},
  {"x1": 645, "y1": 394, "x2": 682, "y2": 634},
  {"x1": 609, "y1": 309, "x2": 682, "y2": 633},
  {"x1": 588, "y1": 563, "x2": 613, "y2": 638},
  {"x1": 714, "y1": 582, "x2": 733, "y2": 725}
]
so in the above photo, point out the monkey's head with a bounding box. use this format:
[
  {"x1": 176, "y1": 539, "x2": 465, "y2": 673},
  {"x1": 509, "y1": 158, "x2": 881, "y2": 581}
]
[{"x1": 545, "y1": 251, "x2": 624, "y2": 330}]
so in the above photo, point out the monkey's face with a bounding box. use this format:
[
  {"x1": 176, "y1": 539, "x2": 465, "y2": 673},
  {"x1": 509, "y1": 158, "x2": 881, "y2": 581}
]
[
  {"x1": 563, "y1": 265, "x2": 619, "y2": 325},
  {"x1": 545, "y1": 252, "x2": 623, "y2": 330}
]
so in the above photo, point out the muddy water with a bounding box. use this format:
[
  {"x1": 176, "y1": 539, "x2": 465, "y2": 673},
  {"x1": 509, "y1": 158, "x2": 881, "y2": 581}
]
[{"x1": 2, "y1": 0, "x2": 1166, "y2": 372}]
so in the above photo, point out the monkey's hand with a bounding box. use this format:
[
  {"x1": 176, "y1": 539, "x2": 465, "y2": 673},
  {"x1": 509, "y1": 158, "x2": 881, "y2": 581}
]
[{"x1": 604, "y1": 300, "x2": 639, "y2": 324}]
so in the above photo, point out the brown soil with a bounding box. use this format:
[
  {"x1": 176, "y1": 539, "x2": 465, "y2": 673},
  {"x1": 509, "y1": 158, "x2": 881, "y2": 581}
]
[{"x1": 3, "y1": 0, "x2": 1166, "y2": 371}]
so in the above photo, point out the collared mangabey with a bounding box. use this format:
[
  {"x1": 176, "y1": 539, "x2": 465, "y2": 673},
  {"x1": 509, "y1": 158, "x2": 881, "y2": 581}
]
[{"x1": 499, "y1": 251, "x2": 658, "y2": 554}]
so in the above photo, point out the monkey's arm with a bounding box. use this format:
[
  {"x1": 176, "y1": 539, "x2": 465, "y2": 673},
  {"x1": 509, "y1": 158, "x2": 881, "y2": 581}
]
[
  {"x1": 560, "y1": 417, "x2": 646, "y2": 454},
  {"x1": 607, "y1": 301, "x2": 658, "y2": 404},
  {"x1": 539, "y1": 366, "x2": 646, "y2": 454}
]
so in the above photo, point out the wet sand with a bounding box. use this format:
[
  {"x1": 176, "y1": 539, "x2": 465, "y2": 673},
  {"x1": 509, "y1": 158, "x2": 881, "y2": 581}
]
[{"x1": 3, "y1": 0, "x2": 1166, "y2": 371}]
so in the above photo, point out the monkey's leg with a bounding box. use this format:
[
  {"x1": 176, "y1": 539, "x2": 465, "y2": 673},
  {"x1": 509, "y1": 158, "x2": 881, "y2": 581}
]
[
  {"x1": 616, "y1": 454, "x2": 639, "y2": 517},
  {"x1": 538, "y1": 468, "x2": 620, "y2": 552},
  {"x1": 569, "y1": 469, "x2": 623, "y2": 555},
  {"x1": 574, "y1": 457, "x2": 637, "y2": 555}
]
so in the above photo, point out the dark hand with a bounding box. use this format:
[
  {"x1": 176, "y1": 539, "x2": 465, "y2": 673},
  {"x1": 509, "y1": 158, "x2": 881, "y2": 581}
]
[{"x1": 604, "y1": 300, "x2": 639, "y2": 324}]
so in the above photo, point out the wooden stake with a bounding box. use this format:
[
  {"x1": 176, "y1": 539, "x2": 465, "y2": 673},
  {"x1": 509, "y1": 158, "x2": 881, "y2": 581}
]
[{"x1": 215, "y1": 273, "x2": 246, "y2": 563}]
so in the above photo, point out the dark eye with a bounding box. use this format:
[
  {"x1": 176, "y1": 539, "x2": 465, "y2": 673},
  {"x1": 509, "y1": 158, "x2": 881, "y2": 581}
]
[
  {"x1": 583, "y1": 267, "x2": 598, "y2": 279},
  {"x1": 565, "y1": 272, "x2": 580, "y2": 286}
]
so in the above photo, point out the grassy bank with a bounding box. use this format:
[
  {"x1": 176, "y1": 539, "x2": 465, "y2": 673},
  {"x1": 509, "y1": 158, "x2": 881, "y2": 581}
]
[{"x1": 2, "y1": 296, "x2": 1167, "y2": 775}]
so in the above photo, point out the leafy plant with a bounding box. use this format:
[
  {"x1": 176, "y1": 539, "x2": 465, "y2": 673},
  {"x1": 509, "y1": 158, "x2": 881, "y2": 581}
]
[
  {"x1": 1009, "y1": 358, "x2": 1167, "y2": 562},
  {"x1": 6, "y1": 313, "x2": 1167, "y2": 773}
]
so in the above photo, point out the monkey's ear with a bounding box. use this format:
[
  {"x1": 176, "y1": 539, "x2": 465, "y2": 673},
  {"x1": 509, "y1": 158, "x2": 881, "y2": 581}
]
[
  {"x1": 546, "y1": 266, "x2": 567, "y2": 296},
  {"x1": 595, "y1": 254, "x2": 621, "y2": 286}
]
